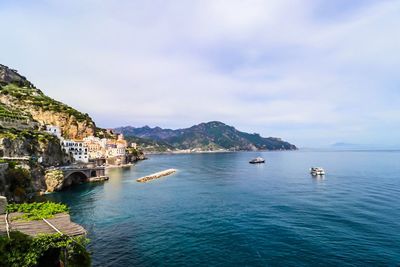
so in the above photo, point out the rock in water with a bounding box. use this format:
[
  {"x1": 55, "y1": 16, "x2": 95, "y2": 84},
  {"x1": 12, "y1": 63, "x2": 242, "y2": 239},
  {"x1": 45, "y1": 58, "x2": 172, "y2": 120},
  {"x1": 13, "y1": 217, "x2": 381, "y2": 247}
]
[{"x1": 45, "y1": 170, "x2": 65, "y2": 193}]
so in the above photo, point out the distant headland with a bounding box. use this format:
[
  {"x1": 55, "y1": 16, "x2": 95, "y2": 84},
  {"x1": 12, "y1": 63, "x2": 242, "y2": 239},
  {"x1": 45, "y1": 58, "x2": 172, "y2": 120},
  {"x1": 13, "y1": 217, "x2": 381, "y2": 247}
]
[{"x1": 115, "y1": 121, "x2": 297, "y2": 153}]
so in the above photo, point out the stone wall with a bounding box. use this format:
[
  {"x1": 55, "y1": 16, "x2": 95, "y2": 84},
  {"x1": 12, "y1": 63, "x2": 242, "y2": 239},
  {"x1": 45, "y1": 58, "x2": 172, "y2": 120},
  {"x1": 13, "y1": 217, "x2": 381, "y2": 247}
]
[
  {"x1": 0, "y1": 196, "x2": 7, "y2": 214},
  {"x1": 0, "y1": 162, "x2": 8, "y2": 196}
]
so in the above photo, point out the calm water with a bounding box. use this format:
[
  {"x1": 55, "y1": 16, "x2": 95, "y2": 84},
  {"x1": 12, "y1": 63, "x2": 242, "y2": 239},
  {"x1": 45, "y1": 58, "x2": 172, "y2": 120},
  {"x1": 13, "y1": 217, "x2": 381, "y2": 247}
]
[{"x1": 47, "y1": 151, "x2": 400, "y2": 266}]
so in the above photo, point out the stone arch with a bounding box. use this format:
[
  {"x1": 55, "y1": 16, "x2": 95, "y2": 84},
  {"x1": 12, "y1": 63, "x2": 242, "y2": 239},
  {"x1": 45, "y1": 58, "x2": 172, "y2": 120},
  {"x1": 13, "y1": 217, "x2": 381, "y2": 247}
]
[
  {"x1": 63, "y1": 171, "x2": 88, "y2": 188},
  {"x1": 90, "y1": 170, "x2": 97, "y2": 177}
]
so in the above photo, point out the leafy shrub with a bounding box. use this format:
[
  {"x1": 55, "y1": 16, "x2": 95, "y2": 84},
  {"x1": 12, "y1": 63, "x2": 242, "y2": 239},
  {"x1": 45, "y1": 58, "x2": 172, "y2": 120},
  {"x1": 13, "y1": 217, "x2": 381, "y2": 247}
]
[
  {"x1": 6, "y1": 202, "x2": 69, "y2": 221},
  {"x1": 0, "y1": 231, "x2": 91, "y2": 267}
]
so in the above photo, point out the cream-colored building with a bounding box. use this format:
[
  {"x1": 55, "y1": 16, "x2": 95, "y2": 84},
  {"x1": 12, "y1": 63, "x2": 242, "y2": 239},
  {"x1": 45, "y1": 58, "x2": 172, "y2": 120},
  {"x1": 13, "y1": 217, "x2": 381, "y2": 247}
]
[
  {"x1": 82, "y1": 134, "x2": 127, "y2": 162},
  {"x1": 83, "y1": 136, "x2": 107, "y2": 159}
]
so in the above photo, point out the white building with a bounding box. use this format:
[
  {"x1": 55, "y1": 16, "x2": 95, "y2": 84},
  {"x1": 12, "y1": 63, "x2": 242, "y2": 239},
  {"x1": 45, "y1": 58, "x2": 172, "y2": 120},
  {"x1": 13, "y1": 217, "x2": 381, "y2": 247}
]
[
  {"x1": 62, "y1": 140, "x2": 89, "y2": 163},
  {"x1": 45, "y1": 125, "x2": 62, "y2": 138}
]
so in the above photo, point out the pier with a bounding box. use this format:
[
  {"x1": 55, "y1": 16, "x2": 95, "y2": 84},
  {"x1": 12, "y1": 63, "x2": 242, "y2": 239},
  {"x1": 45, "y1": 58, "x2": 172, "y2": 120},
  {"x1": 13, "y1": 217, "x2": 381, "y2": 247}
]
[
  {"x1": 136, "y1": 169, "x2": 177, "y2": 183},
  {"x1": 0, "y1": 212, "x2": 86, "y2": 237}
]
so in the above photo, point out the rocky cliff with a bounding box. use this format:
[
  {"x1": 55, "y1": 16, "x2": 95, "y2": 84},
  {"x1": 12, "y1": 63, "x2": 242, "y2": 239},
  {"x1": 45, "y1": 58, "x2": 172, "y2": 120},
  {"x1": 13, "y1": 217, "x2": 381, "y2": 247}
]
[
  {"x1": 0, "y1": 64, "x2": 34, "y2": 88},
  {"x1": 0, "y1": 64, "x2": 98, "y2": 200},
  {"x1": 0, "y1": 64, "x2": 96, "y2": 139},
  {"x1": 0, "y1": 127, "x2": 71, "y2": 200}
]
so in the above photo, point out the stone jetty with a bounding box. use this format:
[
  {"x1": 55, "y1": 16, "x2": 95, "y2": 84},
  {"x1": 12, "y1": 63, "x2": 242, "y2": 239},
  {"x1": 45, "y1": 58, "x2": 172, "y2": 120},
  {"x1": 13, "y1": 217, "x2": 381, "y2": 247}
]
[{"x1": 136, "y1": 169, "x2": 177, "y2": 183}]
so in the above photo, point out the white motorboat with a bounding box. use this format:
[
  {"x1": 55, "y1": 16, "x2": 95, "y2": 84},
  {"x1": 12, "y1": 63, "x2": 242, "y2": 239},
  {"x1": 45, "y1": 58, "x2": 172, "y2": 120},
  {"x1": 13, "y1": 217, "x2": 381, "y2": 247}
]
[
  {"x1": 310, "y1": 167, "x2": 325, "y2": 176},
  {"x1": 249, "y1": 157, "x2": 265, "y2": 164}
]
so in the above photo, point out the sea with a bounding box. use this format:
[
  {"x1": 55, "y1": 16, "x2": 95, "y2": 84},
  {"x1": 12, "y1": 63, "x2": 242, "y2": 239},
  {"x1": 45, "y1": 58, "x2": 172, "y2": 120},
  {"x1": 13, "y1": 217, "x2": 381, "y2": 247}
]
[{"x1": 46, "y1": 151, "x2": 400, "y2": 266}]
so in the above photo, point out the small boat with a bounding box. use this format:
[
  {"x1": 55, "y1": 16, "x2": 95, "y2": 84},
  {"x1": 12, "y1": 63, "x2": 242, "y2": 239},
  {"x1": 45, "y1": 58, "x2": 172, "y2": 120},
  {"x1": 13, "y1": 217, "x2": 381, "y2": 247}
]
[
  {"x1": 310, "y1": 167, "x2": 325, "y2": 176},
  {"x1": 249, "y1": 157, "x2": 265, "y2": 164}
]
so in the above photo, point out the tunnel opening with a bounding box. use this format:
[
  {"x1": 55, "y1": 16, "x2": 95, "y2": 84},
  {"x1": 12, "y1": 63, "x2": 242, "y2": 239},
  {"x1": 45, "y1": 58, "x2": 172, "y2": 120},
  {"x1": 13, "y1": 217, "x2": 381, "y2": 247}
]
[{"x1": 63, "y1": 172, "x2": 88, "y2": 188}]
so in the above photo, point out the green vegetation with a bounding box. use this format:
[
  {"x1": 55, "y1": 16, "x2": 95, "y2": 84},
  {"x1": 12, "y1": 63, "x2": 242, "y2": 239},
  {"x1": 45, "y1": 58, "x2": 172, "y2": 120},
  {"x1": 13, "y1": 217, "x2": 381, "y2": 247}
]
[
  {"x1": 95, "y1": 127, "x2": 116, "y2": 139},
  {"x1": 6, "y1": 202, "x2": 69, "y2": 221},
  {"x1": 0, "y1": 103, "x2": 29, "y2": 121},
  {"x1": 0, "y1": 84, "x2": 93, "y2": 122},
  {"x1": 0, "y1": 231, "x2": 90, "y2": 267},
  {"x1": 0, "y1": 64, "x2": 34, "y2": 88},
  {"x1": 117, "y1": 121, "x2": 297, "y2": 151},
  {"x1": 124, "y1": 136, "x2": 176, "y2": 153},
  {"x1": 0, "y1": 127, "x2": 18, "y2": 140},
  {"x1": 0, "y1": 127, "x2": 58, "y2": 144}
]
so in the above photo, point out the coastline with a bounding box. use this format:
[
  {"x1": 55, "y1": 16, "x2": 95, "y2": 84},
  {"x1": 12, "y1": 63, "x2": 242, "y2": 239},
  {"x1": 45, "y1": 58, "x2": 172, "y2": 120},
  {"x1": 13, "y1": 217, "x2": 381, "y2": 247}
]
[
  {"x1": 145, "y1": 150, "x2": 232, "y2": 155},
  {"x1": 145, "y1": 148, "x2": 298, "y2": 155},
  {"x1": 105, "y1": 163, "x2": 134, "y2": 169}
]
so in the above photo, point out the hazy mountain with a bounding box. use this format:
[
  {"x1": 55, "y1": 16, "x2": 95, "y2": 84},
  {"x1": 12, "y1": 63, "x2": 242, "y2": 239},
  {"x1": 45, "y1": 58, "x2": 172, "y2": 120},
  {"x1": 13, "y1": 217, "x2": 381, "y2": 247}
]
[{"x1": 331, "y1": 142, "x2": 400, "y2": 150}]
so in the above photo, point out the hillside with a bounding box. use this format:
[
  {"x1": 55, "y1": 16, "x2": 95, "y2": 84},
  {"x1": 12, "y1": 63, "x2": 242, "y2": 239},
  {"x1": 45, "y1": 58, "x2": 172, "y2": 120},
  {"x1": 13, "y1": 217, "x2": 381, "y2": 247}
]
[
  {"x1": 124, "y1": 136, "x2": 175, "y2": 153},
  {"x1": 0, "y1": 64, "x2": 96, "y2": 139},
  {"x1": 116, "y1": 121, "x2": 297, "y2": 152},
  {"x1": 0, "y1": 64, "x2": 101, "y2": 199}
]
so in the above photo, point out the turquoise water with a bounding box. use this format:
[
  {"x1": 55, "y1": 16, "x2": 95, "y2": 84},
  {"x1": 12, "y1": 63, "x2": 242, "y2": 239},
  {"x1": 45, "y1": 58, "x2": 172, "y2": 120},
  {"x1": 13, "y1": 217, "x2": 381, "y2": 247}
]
[{"x1": 47, "y1": 151, "x2": 400, "y2": 266}]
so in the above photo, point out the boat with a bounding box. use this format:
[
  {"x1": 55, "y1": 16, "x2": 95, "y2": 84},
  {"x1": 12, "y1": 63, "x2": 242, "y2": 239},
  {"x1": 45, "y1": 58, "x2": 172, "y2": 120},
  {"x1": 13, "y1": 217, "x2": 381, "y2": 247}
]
[
  {"x1": 310, "y1": 167, "x2": 325, "y2": 176},
  {"x1": 249, "y1": 157, "x2": 265, "y2": 164}
]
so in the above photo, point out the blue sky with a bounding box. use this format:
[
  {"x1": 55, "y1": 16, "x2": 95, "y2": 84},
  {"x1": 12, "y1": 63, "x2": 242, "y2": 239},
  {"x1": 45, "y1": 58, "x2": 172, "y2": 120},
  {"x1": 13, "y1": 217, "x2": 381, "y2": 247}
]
[{"x1": 0, "y1": 0, "x2": 399, "y2": 147}]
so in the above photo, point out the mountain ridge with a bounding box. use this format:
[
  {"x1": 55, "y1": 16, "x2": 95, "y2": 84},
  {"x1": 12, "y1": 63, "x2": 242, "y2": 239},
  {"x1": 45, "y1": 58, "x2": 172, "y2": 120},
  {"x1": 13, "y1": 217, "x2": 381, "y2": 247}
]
[{"x1": 116, "y1": 121, "x2": 297, "y2": 152}]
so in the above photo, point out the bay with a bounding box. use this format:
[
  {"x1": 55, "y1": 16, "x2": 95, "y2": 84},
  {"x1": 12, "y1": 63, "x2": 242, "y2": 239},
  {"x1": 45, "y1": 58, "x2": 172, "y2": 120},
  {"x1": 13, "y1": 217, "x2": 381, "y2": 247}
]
[{"x1": 47, "y1": 151, "x2": 400, "y2": 266}]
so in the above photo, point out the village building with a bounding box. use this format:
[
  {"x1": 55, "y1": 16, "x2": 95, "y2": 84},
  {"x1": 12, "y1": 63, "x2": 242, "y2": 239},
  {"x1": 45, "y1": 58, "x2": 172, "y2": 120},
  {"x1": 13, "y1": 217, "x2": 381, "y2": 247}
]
[
  {"x1": 83, "y1": 136, "x2": 107, "y2": 159},
  {"x1": 82, "y1": 134, "x2": 128, "y2": 165},
  {"x1": 42, "y1": 124, "x2": 128, "y2": 165},
  {"x1": 61, "y1": 140, "x2": 89, "y2": 163},
  {"x1": 45, "y1": 125, "x2": 62, "y2": 138}
]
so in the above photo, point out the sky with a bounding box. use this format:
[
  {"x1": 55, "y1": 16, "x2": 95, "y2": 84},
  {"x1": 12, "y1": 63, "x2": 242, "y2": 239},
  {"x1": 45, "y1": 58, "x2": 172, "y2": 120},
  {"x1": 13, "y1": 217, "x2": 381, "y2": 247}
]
[{"x1": 0, "y1": 0, "x2": 399, "y2": 147}]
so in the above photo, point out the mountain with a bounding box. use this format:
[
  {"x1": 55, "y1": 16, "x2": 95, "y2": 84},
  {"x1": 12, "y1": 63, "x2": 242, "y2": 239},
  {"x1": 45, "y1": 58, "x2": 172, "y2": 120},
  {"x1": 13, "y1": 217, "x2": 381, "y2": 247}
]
[
  {"x1": 0, "y1": 64, "x2": 96, "y2": 139},
  {"x1": 124, "y1": 135, "x2": 176, "y2": 153},
  {"x1": 116, "y1": 121, "x2": 297, "y2": 152}
]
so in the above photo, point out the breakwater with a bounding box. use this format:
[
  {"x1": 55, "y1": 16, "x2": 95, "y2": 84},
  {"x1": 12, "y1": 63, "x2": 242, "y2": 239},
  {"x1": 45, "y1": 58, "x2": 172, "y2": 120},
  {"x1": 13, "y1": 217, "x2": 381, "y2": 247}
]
[{"x1": 136, "y1": 169, "x2": 176, "y2": 183}]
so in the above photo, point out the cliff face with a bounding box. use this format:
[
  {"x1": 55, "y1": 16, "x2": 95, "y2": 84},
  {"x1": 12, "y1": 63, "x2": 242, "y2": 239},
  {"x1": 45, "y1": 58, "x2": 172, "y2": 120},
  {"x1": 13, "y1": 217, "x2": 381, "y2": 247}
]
[
  {"x1": 0, "y1": 65, "x2": 96, "y2": 139},
  {"x1": 28, "y1": 108, "x2": 95, "y2": 139},
  {"x1": 0, "y1": 92, "x2": 96, "y2": 139},
  {"x1": 0, "y1": 64, "x2": 98, "y2": 199},
  {"x1": 0, "y1": 128, "x2": 71, "y2": 200},
  {"x1": 0, "y1": 129, "x2": 69, "y2": 164},
  {"x1": 0, "y1": 64, "x2": 34, "y2": 88}
]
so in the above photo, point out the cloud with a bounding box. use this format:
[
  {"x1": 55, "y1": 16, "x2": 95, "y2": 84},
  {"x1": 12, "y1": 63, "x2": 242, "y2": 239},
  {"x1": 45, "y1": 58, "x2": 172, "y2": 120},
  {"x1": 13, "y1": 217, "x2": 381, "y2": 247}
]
[{"x1": 0, "y1": 0, "x2": 399, "y2": 146}]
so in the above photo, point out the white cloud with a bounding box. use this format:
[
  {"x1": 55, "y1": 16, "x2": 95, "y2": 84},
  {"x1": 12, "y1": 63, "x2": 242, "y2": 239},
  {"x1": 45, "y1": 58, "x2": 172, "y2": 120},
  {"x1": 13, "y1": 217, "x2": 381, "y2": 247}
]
[{"x1": 0, "y1": 0, "x2": 399, "y2": 146}]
